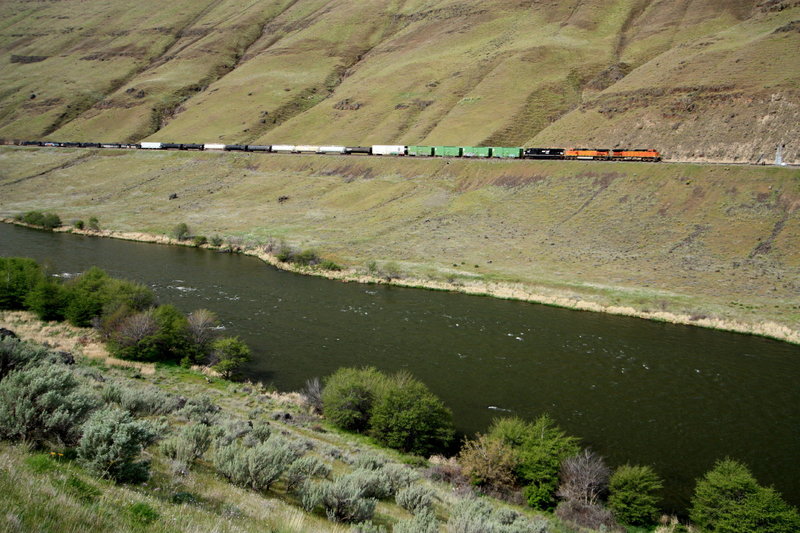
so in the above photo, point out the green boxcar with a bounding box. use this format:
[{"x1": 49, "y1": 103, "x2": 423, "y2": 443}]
[
  {"x1": 407, "y1": 145, "x2": 433, "y2": 156},
  {"x1": 462, "y1": 146, "x2": 491, "y2": 158},
  {"x1": 433, "y1": 146, "x2": 463, "y2": 157},
  {"x1": 490, "y1": 147, "x2": 522, "y2": 158}
]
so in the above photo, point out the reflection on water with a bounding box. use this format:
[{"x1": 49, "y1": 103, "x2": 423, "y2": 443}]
[{"x1": 2, "y1": 223, "x2": 798, "y2": 511}]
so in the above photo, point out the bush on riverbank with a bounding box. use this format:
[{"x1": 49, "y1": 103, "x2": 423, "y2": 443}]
[
  {"x1": 0, "y1": 257, "x2": 45, "y2": 310},
  {"x1": 488, "y1": 415, "x2": 581, "y2": 510},
  {"x1": 690, "y1": 458, "x2": 800, "y2": 533},
  {"x1": 15, "y1": 210, "x2": 62, "y2": 230},
  {"x1": 608, "y1": 464, "x2": 663, "y2": 526},
  {"x1": 1, "y1": 257, "x2": 251, "y2": 368},
  {"x1": 322, "y1": 367, "x2": 454, "y2": 456}
]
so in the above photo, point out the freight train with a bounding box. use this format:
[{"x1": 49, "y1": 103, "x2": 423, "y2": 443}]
[{"x1": 11, "y1": 140, "x2": 662, "y2": 162}]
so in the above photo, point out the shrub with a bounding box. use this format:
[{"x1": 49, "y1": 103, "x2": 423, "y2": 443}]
[
  {"x1": 488, "y1": 415, "x2": 580, "y2": 510},
  {"x1": 73, "y1": 220, "x2": 85, "y2": 230},
  {"x1": 369, "y1": 374, "x2": 454, "y2": 456},
  {"x1": 445, "y1": 498, "x2": 498, "y2": 533},
  {"x1": 171, "y1": 222, "x2": 191, "y2": 241},
  {"x1": 0, "y1": 336, "x2": 60, "y2": 382},
  {"x1": 555, "y1": 500, "x2": 618, "y2": 531},
  {"x1": 382, "y1": 462, "x2": 420, "y2": 494},
  {"x1": 351, "y1": 523, "x2": 387, "y2": 533},
  {"x1": 214, "y1": 435, "x2": 302, "y2": 491},
  {"x1": 210, "y1": 336, "x2": 251, "y2": 379},
  {"x1": 161, "y1": 423, "x2": 212, "y2": 464},
  {"x1": 426, "y1": 455, "x2": 466, "y2": 485},
  {"x1": 316, "y1": 475, "x2": 377, "y2": 523},
  {"x1": 87, "y1": 216, "x2": 100, "y2": 231},
  {"x1": 302, "y1": 377, "x2": 323, "y2": 413},
  {"x1": 20, "y1": 210, "x2": 61, "y2": 229},
  {"x1": 395, "y1": 509, "x2": 439, "y2": 533},
  {"x1": 557, "y1": 449, "x2": 609, "y2": 506},
  {"x1": 0, "y1": 365, "x2": 97, "y2": 447},
  {"x1": 294, "y1": 249, "x2": 320, "y2": 266},
  {"x1": 117, "y1": 384, "x2": 182, "y2": 416},
  {"x1": 344, "y1": 469, "x2": 393, "y2": 499},
  {"x1": 77, "y1": 407, "x2": 157, "y2": 482},
  {"x1": 351, "y1": 452, "x2": 387, "y2": 471},
  {"x1": 446, "y1": 497, "x2": 549, "y2": 533},
  {"x1": 690, "y1": 458, "x2": 800, "y2": 533},
  {"x1": 459, "y1": 434, "x2": 519, "y2": 492},
  {"x1": 608, "y1": 464, "x2": 663, "y2": 526},
  {"x1": 0, "y1": 257, "x2": 45, "y2": 310},
  {"x1": 25, "y1": 279, "x2": 69, "y2": 321},
  {"x1": 213, "y1": 442, "x2": 249, "y2": 486},
  {"x1": 322, "y1": 367, "x2": 387, "y2": 432},
  {"x1": 320, "y1": 260, "x2": 342, "y2": 271},
  {"x1": 210, "y1": 235, "x2": 224, "y2": 247},
  {"x1": 250, "y1": 420, "x2": 272, "y2": 443},
  {"x1": 285, "y1": 455, "x2": 331, "y2": 492},
  {"x1": 178, "y1": 396, "x2": 220, "y2": 425},
  {"x1": 276, "y1": 242, "x2": 293, "y2": 262},
  {"x1": 396, "y1": 484, "x2": 435, "y2": 513},
  {"x1": 192, "y1": 235, "x2": 207, "y2": 247}
]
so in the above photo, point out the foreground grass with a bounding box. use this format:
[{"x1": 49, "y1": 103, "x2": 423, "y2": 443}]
[{"x1": 1, "y1": 147, "x2": 798, "y2": 343}]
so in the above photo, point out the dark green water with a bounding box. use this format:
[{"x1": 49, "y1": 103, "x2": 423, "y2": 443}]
[{"x1": 2, "y1": 223, "x2": 798, "y2": 511}]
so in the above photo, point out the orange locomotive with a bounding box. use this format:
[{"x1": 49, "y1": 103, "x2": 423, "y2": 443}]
[
  {"x1": 564, "y1": 148, "x2": 611, "y2": 160},
  {"x1": 611, "y1": 149, "x2": 661, "y2": 162}
]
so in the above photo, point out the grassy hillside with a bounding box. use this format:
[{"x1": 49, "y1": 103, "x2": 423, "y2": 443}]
[
  {"x1": 1, "y1": 146, "x2": 798, "y2": 341},
  {"x1": 0, "y1": 0, "x2": 797, "y2": 163}
]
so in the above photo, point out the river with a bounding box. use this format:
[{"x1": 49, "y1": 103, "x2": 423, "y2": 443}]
[{"x1": 2, "y1": 222, "x2": 798, "y2": 512}]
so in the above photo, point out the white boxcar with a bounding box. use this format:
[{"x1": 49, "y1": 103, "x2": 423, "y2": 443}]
[
  {"x1": 140, "y1": 142, "x2": 162, "y2": 149},
  {"x1": 294, "y1": 145, "x2": 320, "y2": 153},
  {"x1": 271, "y1": 144, "x2": 295, "y2": 153},
  {"x1": 318, "y1": 146, "x2": 346, "y2": 154},
  {"x1": 203, "y1": 143, "x2": 226, "y2": 151},
  {"x1": 371, "y1": 145, "x2": 405, "y2": 155}
]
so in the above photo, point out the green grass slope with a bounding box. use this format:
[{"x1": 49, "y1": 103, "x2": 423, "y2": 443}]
[
  {"x1": 1, "y1": 1, "x2": 797, "y2": 162},
  {"x1": 1, "y1": 147, "x2": 798, "y2": 339}
]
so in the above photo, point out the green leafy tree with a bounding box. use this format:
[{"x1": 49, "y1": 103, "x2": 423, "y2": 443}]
[
  {"x1": 488, "y1": 415, "x2": 580, "y2": 510},
  {"x1": 152, "y1": 304, "x2": 190, "y2": 360},
  {"x1": 77, "y1": 407, "x2": 157, "y2": 482},
  {"x1": 690, "y1": 458, "x2": 800, "y2": 533},
  {"x1": 322, "y1": 367, "x2": 387, "y2": 432},
  {"x1": 0, "y1": 257, "x2": 45, "y2": 310},
  {"x1": 171, "y1": 222, "x2": 191, "y2": 241},
  {"x1": 0, "y1": 365, "x2": 97, "y2": 447},
  {"x1": 210, "y1": 336, "x2": 251, "y2": 379},
  {"x1": 369, "y1": 373, "x2": 454, "y2": 456},
  {"x1": 64, "y1": 267, "x2": 154, "y2": 327},
  {"x1": 20, "y1": 210, "x2": 61, "y2": 229},
  {"x1": 608, "y1": 464, "x2": 663, "y2": 526},
  {"x1": 25, "y1": 279, "x2": 69, "y2": 321}
]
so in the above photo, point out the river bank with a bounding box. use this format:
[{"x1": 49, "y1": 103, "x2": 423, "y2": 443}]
[
  {"x1": 4, "y1": 217, "x2": 798, "y2": 345},
  {"x1": 1, "y1": 147, "x2": 798, "y2": 344}
]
